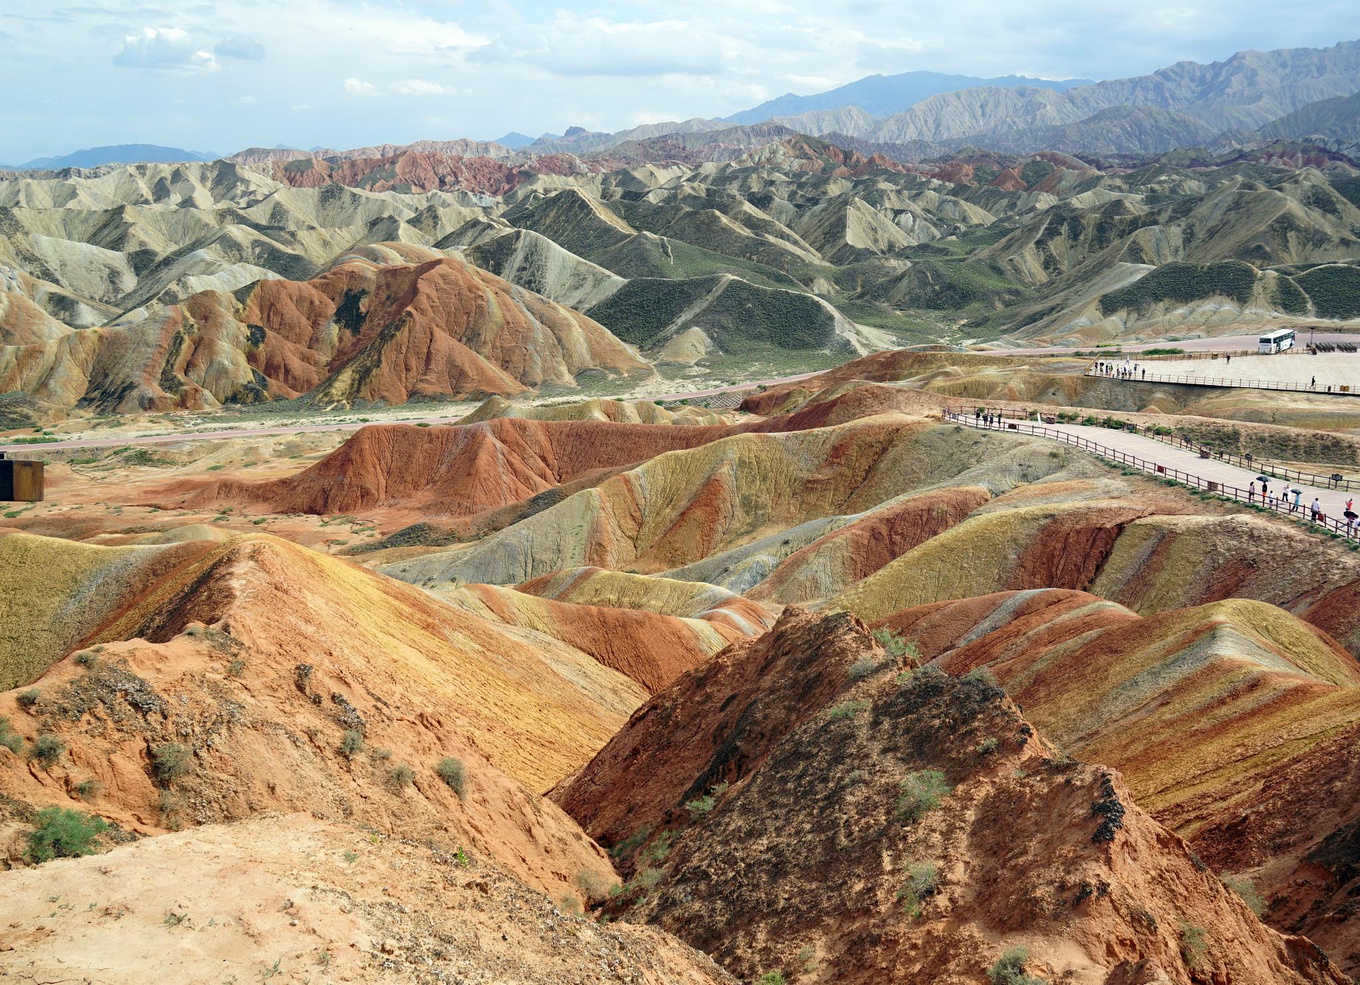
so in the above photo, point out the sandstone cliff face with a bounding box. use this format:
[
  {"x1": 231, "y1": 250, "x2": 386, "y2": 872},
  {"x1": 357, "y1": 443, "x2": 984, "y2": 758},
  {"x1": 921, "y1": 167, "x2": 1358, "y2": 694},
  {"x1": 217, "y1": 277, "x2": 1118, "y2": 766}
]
[{"x1": 554, "y1": 608, "x2": 1349, "y2": 985}]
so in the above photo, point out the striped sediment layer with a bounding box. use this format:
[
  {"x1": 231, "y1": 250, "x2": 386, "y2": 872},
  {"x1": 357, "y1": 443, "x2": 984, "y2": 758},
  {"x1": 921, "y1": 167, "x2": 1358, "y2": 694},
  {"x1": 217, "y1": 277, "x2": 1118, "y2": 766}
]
[
  {"x1": 378, "y1": 415, "x2": 1073, "y2": 588},
  {"x1": 873, "y1": 588, "x2": 1360, "y2": 973}
]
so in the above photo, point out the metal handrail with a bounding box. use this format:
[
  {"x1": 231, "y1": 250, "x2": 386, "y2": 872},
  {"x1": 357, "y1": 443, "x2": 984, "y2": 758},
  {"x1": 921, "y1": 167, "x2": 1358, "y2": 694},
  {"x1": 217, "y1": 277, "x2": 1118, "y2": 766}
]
[
  {"x1": 945, "y1": 407, "x2": 1359, "y2": 542},
  {"x1": 1083, "y1": 366, "x2": 1357, "y2": 397},
  {"x1": 975, "y1": 403, "x2": 1360, "y2": 493}
]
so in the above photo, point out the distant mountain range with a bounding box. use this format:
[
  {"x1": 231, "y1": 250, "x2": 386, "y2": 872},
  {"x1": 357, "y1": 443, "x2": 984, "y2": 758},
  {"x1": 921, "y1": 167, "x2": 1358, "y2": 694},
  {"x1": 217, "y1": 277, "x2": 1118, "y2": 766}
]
[
  {"x1": 723, "y1": 70, "x2": 1093, "y2": 124},
  {"x1": 1, "y1": 143, "x2": 218, "y2": 171},
  {"x1": 12, "y1": 39, "x2": 1360, "y2": 174}
]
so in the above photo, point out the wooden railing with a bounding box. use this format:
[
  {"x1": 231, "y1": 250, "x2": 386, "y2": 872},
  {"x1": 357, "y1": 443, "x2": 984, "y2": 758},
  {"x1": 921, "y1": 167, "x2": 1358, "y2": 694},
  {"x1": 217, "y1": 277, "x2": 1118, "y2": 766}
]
[{"x1": 944, "y1": 407, "x2": 1360, "y2": 542}]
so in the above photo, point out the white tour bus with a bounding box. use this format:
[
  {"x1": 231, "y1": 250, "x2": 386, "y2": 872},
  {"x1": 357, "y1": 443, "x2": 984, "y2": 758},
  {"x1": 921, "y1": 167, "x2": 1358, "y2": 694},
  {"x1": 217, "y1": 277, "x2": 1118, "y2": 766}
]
[{"x1": 1258, "y1": 328, "x2": 1296, "y2": 354}]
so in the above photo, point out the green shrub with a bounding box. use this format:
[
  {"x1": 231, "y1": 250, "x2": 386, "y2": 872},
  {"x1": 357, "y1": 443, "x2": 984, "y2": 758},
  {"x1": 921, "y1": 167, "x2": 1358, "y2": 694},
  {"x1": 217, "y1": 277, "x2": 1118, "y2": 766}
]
[
  {"x1": 339, "y1": 729, "x2": 363, "y2": 759},
  {"x1": 226, "y1": 658, "x2": 246, "y2": 677},
  {"x1": 684, "y1": 781, "x2": 728, "y2": 816},
  {"x1": 74, "y1": 650, "x2": 98, "y2": 667},
  {"x1": 977, "y1": 737, "x2": 999, "y2": 755},
  {"x1": 31, "y1": 734, "x2": 64, "y2": 767},
  {"x1": 573, "y1": 868, "x2": 620, "y2": 904},
  {"x1": 871, "y1": 626, "x2": 919, "y2": 664},
  {"x1": 74, "y1": 778, "x2": 102, "y2": 800},
  {"x1": 391, "y1": 764, "x2": 415, "y2": 786},
  {"x1": 897, "y1": 770, "x2": 952, "y2": 823},
  {"x1": 964, "y1": 666, "x2": 999, "y2": 688},
  {"x1": 1179, "y1": 921, "x2": 1208, "y2": 972},
  {"x1": 643, "y1": 829, "x2": 676, "y2": 864},
  {"x1": 847, "y1": 656, "x2": 879, "y2": 680},
  {"x1": 0, "y1": 717, "x2": 22, "y2": 754},
  {"x1": 16, "y1": 689, "x2": 39, "y2": 709},
  {"x1": 27, "y1": 808, "x2": 109, "y2": 862},
  {"x1": 150, "y1": 742, "x2": 191, "y2": 784},
  {"x1": 987, "y1": 946, "x2": 1044, "y2": 985},
  {"x1": 609, "y1": 825, "x2": 654, "y2": 860},
  {"x1": 897, "y1": 860, "x2": 939, "y2": 918},
  {"x1": 755, "y1": 974, "x2": 786, "y2": 985},
  {"x1": 435, "y1": 757, "x2": 466, "y2": 797},
  {"x1": 1221, "y1": 874, "x2": 1265, "y2": 915},
  {"x1": 827, "y1": 700, "x2": 867, "y2": 722}
]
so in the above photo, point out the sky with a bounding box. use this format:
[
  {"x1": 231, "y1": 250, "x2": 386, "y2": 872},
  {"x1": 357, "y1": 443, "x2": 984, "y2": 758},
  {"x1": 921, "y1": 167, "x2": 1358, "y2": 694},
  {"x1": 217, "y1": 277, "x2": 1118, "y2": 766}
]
[{"x1": 1, "y1": 0, "x2": 1357, "y2": 163}]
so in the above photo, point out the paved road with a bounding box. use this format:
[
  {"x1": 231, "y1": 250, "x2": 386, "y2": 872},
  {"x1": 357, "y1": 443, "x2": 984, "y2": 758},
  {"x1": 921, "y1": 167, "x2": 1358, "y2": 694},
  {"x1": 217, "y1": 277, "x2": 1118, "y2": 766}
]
[
  {"x1": 0, "y1": 371, "x2": 826, "y2": 455},
  {"x1": 985, "y1": 333, "x2": 1360, "y2": 356},
  {"x1": 967, "y1": 415, "x2": 1359, "y2": 531}
]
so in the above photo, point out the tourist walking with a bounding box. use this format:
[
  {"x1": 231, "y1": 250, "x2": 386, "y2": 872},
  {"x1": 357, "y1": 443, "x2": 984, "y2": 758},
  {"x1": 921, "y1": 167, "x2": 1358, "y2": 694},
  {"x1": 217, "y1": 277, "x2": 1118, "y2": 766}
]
[
  {"x1": 1312, "y1": 497, "x2": 1322, "y2": 522},
  {"x1": 1292, "y1": 488, "x2": 1302, "y2": 513}
]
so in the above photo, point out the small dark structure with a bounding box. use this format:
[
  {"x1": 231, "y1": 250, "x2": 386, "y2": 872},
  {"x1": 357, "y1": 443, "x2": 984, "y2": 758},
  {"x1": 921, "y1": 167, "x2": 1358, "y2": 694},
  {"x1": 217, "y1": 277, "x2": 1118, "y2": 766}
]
[{"x1": 0, "y1": 452, "x2": 44, "y2": 501}]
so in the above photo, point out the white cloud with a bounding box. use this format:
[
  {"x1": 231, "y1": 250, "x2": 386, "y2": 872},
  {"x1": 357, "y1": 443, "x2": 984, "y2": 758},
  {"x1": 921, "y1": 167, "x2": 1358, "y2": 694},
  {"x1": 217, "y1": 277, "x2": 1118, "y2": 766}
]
[
  {"x1": 345, "y1": 77, "x2": 449, "y2": 97},
  {"x1": 112, "y1": 27, "x2": 218, "y2": 72},
  {"x1": 343, "y1": 77, "x2": 379, "y2": 96},
  {"x1": 393, "y1": 79, "x2": 447, "y2": 96}
]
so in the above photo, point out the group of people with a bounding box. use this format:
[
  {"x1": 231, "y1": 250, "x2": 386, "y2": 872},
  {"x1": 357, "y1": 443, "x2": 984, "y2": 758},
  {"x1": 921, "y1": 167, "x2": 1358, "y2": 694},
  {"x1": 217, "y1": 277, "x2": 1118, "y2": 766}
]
[
  {"x1": 1092, "y1": 360, "x2": 1146, "y2": 381},
  {"x1": 1247, "y1": 474, "x2": 1345, "y2": 528}
]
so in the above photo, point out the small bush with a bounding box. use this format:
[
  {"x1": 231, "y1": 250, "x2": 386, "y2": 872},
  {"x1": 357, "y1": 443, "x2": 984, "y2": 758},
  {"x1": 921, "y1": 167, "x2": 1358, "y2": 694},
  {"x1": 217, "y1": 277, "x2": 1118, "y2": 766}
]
[
  {"x1": 31, "y1": 734, "x2": 64, "y2": 767},
  {"x1": 1222, "y1": 874, "x2": 1265, "y2": 916},
  {"x1": 339, "y1": 730, "x2": 363, "y2": 758},
  {"x1": 977, "y1": 737, "x2": 999, "y2": 755},
  {"x1": 871, "y1": 626, "x2": 919, "y2": 664},
  {"x1": 964, "y1": 666, "x2": 999, "y2": 687},
  {"x1": 74, "y1": 778, "x2": 102, "y2": 800},
  {"x1": 847, "y1": 656, "x2": 879, "y2": 680},
  {"x1": 610, "y1": 825, "x2": 654, "y2": 860},
  {"x1": 16, "y1": 689, "x2": 39, "y2": 709},
  {"x1": 557, "y1": 893, "x2": 584, "y2": 916},
  {"x1": 371, "y1": 747, "x2": 393, "y2": 761},
  {"x1": 685, "y1": 779, "x2": 729, "y2": 815},
  {"x1": 226, "y1": 658, "x2": 246, "y2": 677},
  {"x1": 0, "y1": 717, "x2": 22, "y2": 754},
  {"x1": 827, "y1": 700, "x2": 867, "y2": 722},
  {"x1": 150, "y1": 742, "x2": 191, "y2": 784},
  {"x1": 390, "y1": 764, "x2": 415, "y2": 787},
  {"x1": 573, "y1": 868, "x2": 619, "y2": 904},
  {"x1": 988, "y1": 946, "x2": 1044, "y2": 985},
  {"x1": 756, "y1": 974, "x2": 786, "y2": 985},
  {"x1": 643, "y1": 829, "x2": 675, "y2": 864},
  {"x1": 1180, "y1": 921, "x2": 1209, "y2": 971},
  {"x1": 897, "y1": 770, "x2": 952, "y2": 823},
  {"x1": 435, "y1": 757, "x2": 466, "y2": 797},
  {"x1": 74, "y1": 650, "x2": 98, "y2": 667},
  {"x1": 27, "y1": 807, "x2": 109, "y2": 862},
  {"x1": 898, "y1": 861, "x2": 939, "y2": 918}
]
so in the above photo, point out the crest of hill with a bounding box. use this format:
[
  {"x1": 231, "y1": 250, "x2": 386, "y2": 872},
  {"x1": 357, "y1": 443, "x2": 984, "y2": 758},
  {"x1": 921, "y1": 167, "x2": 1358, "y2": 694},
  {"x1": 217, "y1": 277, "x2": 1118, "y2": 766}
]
[
  {"x1": 0, "y1": 813, "x2": 733, "y2": 985},
  {"x1": 553, "y1": 607, "x2": 1347, "y2": 985}
]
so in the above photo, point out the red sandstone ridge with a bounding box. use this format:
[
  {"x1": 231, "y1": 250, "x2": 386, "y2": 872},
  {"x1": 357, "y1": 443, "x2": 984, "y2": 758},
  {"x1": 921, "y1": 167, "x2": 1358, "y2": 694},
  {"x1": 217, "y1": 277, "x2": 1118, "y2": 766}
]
[
  {"x1": 554, "y1": 608, "x2": 1348, "y2": 985},
  {"x1": 152, "y1": 418, "x2": 749, "y2": 524},
  {"x1": 264, "y1": 151, "x2": 603, "y2": 196}
]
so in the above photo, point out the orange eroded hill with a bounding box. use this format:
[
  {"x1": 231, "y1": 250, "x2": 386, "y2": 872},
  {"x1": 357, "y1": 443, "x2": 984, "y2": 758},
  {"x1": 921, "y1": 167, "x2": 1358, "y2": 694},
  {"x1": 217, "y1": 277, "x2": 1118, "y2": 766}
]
[
  {"x1": 553, "y1": 608, "x2": 1347, "y2": 985},
  {"x1": 150, "y1": 418, "x2": 750, "y2": 525}
]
